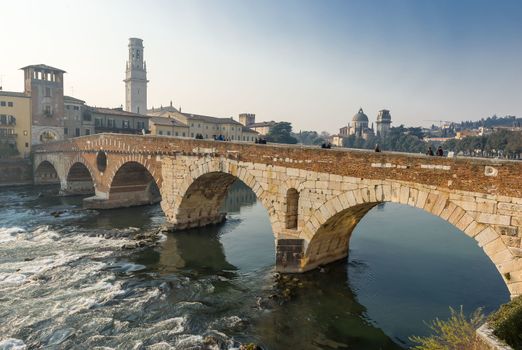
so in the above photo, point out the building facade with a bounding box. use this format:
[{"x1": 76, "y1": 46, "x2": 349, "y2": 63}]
[
  {"x1": 149, "y1": 116, "x2": 189, "y2": 137},
  {"x1": 0, "y1": 91, "x2": 31, "y2": 158},
  {"x1": 91, "y1": 107, "x2": 150, "y2": 134},
  {"x1": 64, "y1": 96, "x2": 94, "y2": 138},
  {"x1": 21, "y1": 64, "x2": 66, "y2": 144},
  {"x1": 124, "y1": 38, "x2": 148, "y2": 114},
  {"x1": 147, "y1": 106, "x2": 258, "y2": 141}
]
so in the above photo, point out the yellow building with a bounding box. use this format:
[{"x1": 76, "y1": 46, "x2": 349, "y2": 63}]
[{"x1": 0, "y1": 91, "x2": 32, "y2": 158}]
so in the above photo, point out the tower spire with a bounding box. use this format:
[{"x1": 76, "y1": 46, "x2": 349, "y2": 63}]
[{"x1": 124, "y1": 38, "x2": 148, "y2": 114}]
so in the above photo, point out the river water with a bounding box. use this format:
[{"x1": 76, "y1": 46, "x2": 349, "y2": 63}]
[{"x1": 0, "y1": 181, "x2": 510, "y2": 349}]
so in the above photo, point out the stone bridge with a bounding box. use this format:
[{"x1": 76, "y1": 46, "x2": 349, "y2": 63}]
[{"x1": 33, "y1": 134, "x2": 522, "y2": 297}]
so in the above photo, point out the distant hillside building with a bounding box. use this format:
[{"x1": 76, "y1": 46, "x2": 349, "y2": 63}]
[
  {"x1": 336, "y1": 108, "x2": 392, "y2": 143},
  {"x1": 124, "y1": 38, "x2": 148, "y2": 114},
  {"x1": 21, "y1": 64, "x2": 66, "y2": 144}
]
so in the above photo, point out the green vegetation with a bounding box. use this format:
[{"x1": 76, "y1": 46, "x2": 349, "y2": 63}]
[
  {"x1": 460, "y1": 115, "x2": 522, "y2": 130},
  {"x1": 442, "y1": 130, "x2": 522, "y2": 159},
  {"x1": 488, "y1": 296, "x2": 522, "y2": 349},
  {"x1": 266, "y1": 122, "x2": 298, "y2": 144},
  {"x1": 343, "y1": 125, "x2": 428, "y2": 153},
  {"x1": 409, "y1": 307, "x2": 484, "y2": 350},
  {"x1": 294, "y1": 130, "x2": 329, "y2": 145}
]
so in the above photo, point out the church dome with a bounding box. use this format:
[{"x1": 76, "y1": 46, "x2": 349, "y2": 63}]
[{"x1": 352, "y1": 108, "x2": 369, "y2": 122}]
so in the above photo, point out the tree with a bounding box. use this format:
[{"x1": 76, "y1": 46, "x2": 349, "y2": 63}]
[{"x1": 266, "y1": 122, "x2": 298, "y2": 144}]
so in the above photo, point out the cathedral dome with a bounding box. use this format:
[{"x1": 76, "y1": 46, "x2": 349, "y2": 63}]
[{"x1": 352, "y1": 108, "x2": 369, "y2": 122}]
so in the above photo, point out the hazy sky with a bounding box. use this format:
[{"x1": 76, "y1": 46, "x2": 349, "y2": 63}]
[{"x1": 1, "y1": 0, "x2": 521, "y2": 132}]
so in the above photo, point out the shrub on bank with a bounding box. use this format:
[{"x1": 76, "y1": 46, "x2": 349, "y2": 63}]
[
  {"x1": 409, "y1": 307, "x2": 484, "y2": 350},
  {"x1": 488, "y1": 296, "x2": 522, "y2": 349}
]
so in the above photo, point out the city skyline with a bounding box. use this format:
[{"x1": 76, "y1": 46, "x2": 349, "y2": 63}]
[{"x1": 1, "y1": 0, "x2": 521, "y2": 132}]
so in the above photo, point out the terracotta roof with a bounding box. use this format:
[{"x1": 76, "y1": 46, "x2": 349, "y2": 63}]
[
  {"x1": 181, "y1": 112, "x2": 243, "y2": 125},
  {"x1": 0, "y1": 91, "x2": 29, "y2": 98},
  {"x1": 150, "y1": 116, "x2": 188, "y2": 127},
  {"x1": 20, "y1": 64, "x2": 66, "y2": 73},
  {"x1": 89, "y1": 107, "x2": 150, "y2": 118}
]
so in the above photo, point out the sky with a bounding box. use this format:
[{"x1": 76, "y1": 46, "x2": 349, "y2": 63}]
[{"x1": 1, "y1": 0, "x2": 521, "y2": 132}]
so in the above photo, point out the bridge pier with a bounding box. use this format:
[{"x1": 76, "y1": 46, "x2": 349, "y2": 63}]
[{"x1": 84, "y1": 184, "x2": 161, "y2": 209}]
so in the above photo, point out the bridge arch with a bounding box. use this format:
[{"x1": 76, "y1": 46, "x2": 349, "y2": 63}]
[
  {"x1": 62, "y1": 161, "x2": 95, "y2": 195},
  {"x1": 34, "y1": 159, "x2": 61, "y2": 185},
  {"x1": 162, "y1": 157, "x2": 278, "y2": 232},
  {"x1": 101, "y1": 160, "x2": 162, "y2": 208},
  {"x1": 299, "y1": 182, "x2": 519, "y2": 296}
]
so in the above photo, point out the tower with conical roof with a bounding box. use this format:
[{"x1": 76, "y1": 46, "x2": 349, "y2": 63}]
[{"x1": 124, "y1": 38, "x2": 148, "y2": 114}]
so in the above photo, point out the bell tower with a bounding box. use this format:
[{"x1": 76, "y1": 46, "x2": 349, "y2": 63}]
[{"x1": 124, "y1": 38, "x2": 148, "y2": 114}]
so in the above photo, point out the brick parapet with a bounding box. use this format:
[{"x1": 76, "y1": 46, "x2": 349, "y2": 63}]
[{"x1": 33, "y1": 133, "x2": 522, "y2": 198}]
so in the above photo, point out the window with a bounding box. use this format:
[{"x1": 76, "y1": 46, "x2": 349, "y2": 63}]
[
  {"x1": 206, "y1": 125, "x2": 208, "y2": 129},
  {"x1": 85, "y1": 129, "x2": 90, "y2": 135},
  {"x1": 175, "y1": 132, "x2": 179, "y2": 136},
  {"x1": 45, "y1": 87, "x2": 51, "y2": 97},
  {"x1": 198, "y1": 123, "x2": 200, "y2": 128},
  {"x1": 167, "y1": 131, "x2": 171, "y2": 136},
  {"x1": 137, "y1": 121, "x2": 145, "y2": 130},
  {"x1": 66, "y1": 105, "x2": 70, "y2": 110},
  {"x1": 7, "y1": 102, "x2": 13, "y2": 107},
  {"x1": 107, "y1": 119, "x2": 114, "y2": 128},
  {"x1": 95, "y1": 118, "x2": 103, "y2": 127},
  {"x1": 159, "y1": 130, "x2": 163, "y2": 135},
  {"x1": 182, "y1": 132, "x2": 186, "y2": 137},
  {"x1": 75, "y1": 128, "x2": 80, "y2": 137},
  {"x1": 73, "y1": 106, "x2": 79, "y2": 111},
  {"x1": 43, "y1": 105, "x2": 52, "y2": 117},
  {"x1": 191, "y1": 133, "x2": 194, "y2": 137},
  {"x1": 122, "y1": 120, "x2": 130, "y2": 128},
  {"x1": 205, "y1": 134, "x2": 208, "y2": 138},
  {"x1": 0, "y1": 101, "x2": 5, "y2": 107},
  {"x1": 64, "y1": 127, "x2": 68, "y2": 135},
  {"x1": 191, "y1": 123, "x2": 194, "y2": 127},
  {"x1": 25, "y1": 142, "x2": 29, "y2": 148}
]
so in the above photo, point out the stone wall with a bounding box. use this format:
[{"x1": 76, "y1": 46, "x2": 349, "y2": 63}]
[{"x1": 0, "y1": 159, "x2": 32, "y2": 186}]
